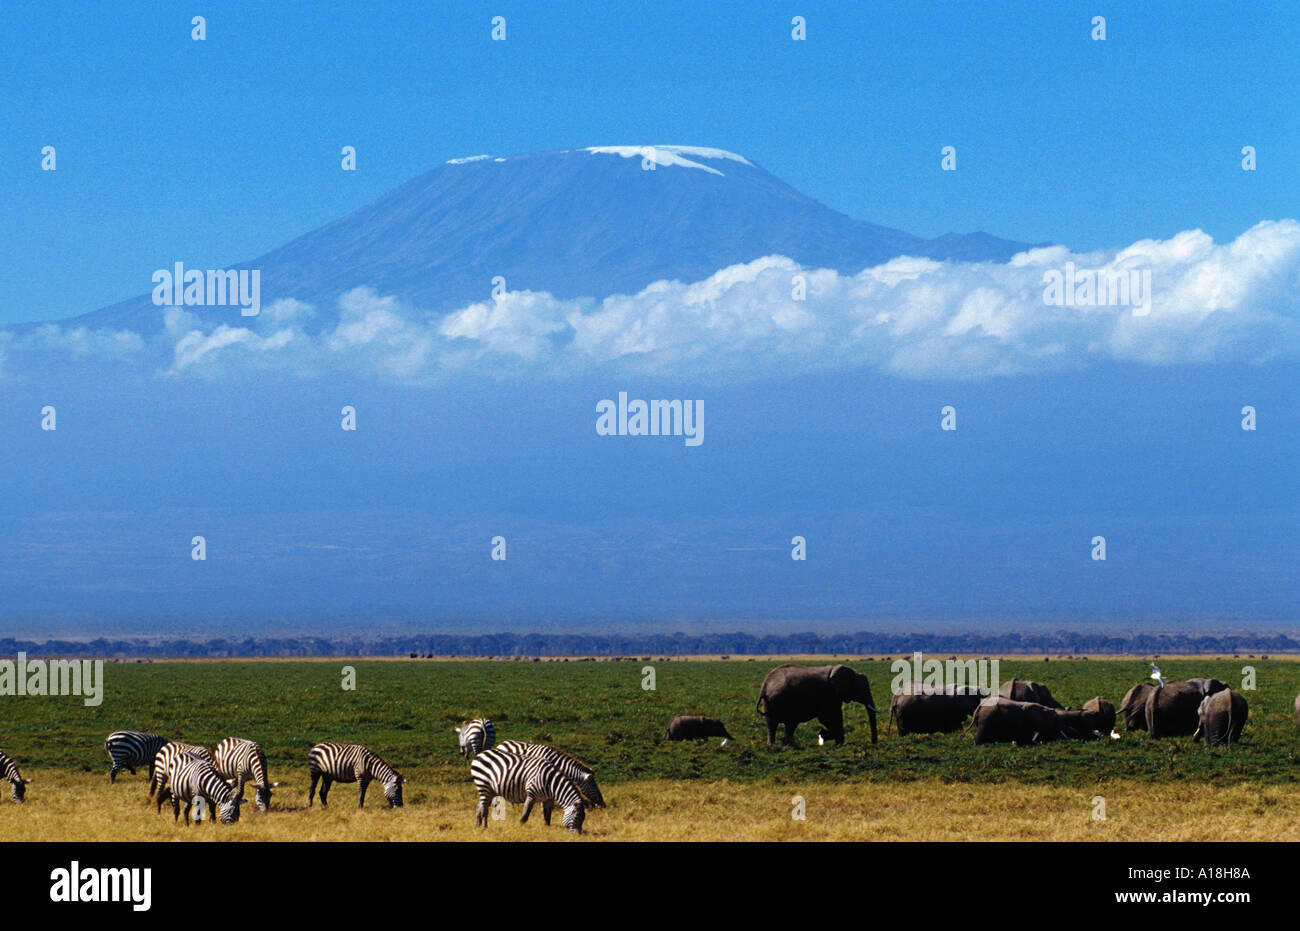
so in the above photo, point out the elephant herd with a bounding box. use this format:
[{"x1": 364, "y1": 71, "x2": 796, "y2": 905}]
[{"x1": 662, "y1": 663, "x2": 1257, "y2": 748}]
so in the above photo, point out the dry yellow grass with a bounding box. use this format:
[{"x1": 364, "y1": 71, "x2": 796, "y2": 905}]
[{"x1": 2, "y1": 771, "x2": 1294, "y2": 842}]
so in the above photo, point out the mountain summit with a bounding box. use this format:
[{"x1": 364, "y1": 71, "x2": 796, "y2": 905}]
[{"x1": 71, "y1": 145, "x2": 1034, "y2": 331}]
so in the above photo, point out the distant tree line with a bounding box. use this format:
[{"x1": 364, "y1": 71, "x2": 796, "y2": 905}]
[{"x1": 0, "y1": 630, "x2": 1296, "y2": 658}]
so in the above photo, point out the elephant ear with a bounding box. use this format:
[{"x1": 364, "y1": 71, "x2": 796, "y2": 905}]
[{"x1": 827, "y1": 664, "x2": 853, "y2": 696}]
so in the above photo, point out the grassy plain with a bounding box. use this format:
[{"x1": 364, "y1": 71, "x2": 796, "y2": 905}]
[{"x1": 1, "y1": 657, "x2": 1297, "y2": 841}]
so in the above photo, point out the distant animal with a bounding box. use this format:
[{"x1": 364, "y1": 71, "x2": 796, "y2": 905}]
[
  {"x1": 215, "y1": 737, "x2": 280, "y2": 812},
  {"x1": 972, "y1": 697, "x2": 1074, "y2": 745},
  {"x1": 997, "y1": 679, "x2": 1064, "y2": 709},
  {"x1": 307, "y1": 742, "x2": 404, "y2": 808},
  {"x1": 160, "y1": 755, "x2": 242, "y2": 824},
  {"x1": 104, "y1": 730, "x2": 169, "y2": 783},
  {"x1": 757, "y1": 664, "x2": 878, "y2": 746},
  {"x1": 1119, "y1": 683, "x2": 1155, "y2": 731},
  {"x1": 0, "y1": 747, "x2": 31, "y2": 803},
  {"x1": 889, "y1": 683, "x2": 985, "y2": 735},
  {"x1": 149, "y1": 742, "x2": 216, "y2": 798},
  {"x1": 1146, "y1": 678, "x2": 1229, "y2": 737},
  {"x1": 494, "y1": 739, "x2": 605, "y2": 808},
  {"x1": 665, "y1": 715, "x2": 734, "y2": 741},
  {"x1": 1193, "y1": 689, "x2": 1248, "y2": 746},
  {"x1": 470, "y1": 747, "x2": 586, "y2": 833},
  {"x1": 455, "y1": 718, "x2": 496, "y2": 760},
  {"x1": 1294, "y1": 692, "x2": 1300, "y2": 723}
]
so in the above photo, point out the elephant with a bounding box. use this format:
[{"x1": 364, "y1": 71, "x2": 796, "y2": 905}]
[
  {"x1": 1146, "y1": 678, "x2": 1229, "y2": 738},
  {"x1": 757, "y1": 664, "x2": 878, "y2": 746},
  {"x1": 971, "y1": 698, "x2": 1068, "y2": 745},
  {"x1": 889, "y1": 684, "x2": 985, "y2": 735},
  {"x1": 1193, "y1": 689, "x2": 1247, "y2": 745},
  {"x1": 1053, "y1": 698, "x2": 1114, "y2": 739},
  {"x1": 1081, "y1": 696, "x2": 1115, "y2": 733},
  {"x1": 997, "y1": 679, "x2": 1064, "y2": 709},
  {"x1": 1119, "y1": 683, "x2": 1154, "y2": 731},
  {"x1": 665, "y1": 715, "x2": 734, "y2": 741}
]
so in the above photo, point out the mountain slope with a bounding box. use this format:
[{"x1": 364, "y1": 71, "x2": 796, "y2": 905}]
[{"x1": 68, "y1": 145, "x2": 1036, "y2": 331}]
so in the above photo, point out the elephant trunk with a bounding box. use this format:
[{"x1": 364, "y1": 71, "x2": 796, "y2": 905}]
[{"x1": 867, "y1": 704, "x2": 878, "y2": 745}]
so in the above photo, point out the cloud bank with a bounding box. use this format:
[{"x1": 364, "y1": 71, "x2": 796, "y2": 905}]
[{"x1": 5, "y1": 220, "x2": 1299, "y2": 384}]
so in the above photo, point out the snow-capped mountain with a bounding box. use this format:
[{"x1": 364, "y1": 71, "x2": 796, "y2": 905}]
[{"x1": 69, "y1": 145, "x2": 1033, "y2": 331}]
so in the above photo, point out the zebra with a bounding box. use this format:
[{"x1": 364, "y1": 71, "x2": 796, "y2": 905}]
[
  {"x1": 470, "y1": 747, "x2": 586, "y2": 833},
  {"x1": 215, "y1": 737, "x2": 280, "y2": 812},
  {"x1": 455, "y1": 718, "x2": 496, "y2": 759},
  {"x1": 0, "y1": 747, "x2": 32, "y2": 803},
  {"x1": 148, "y1": 742, "x2": 216, "y2": 798},
  {"x1": 104, "y1": 730, "x2": 168, "y2": 783},
  {"x1": 307, "y1": 742, "x2": 404, "y2": 808},
  {"x1": 161, "y1": 755, "x2": 242, "y2": 824},
  {"x1": 494, "y1": 739, "x2": 605, "y2": 809}
]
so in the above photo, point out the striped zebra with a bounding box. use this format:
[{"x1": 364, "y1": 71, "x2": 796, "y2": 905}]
[
  {"x1": 455, "y1": 718, "x2": 496, "y2": 759},
  {"x1": 0, "y1": 747, "x2": 32, "y2": 803},
  {"x1": 215, "y1": 737, "x2": 280, "y2": 812},
  {"x1": 161, "y1": 755, "x2": 242, "y2": 824},
  {"x1": 104, "y1": 730, "x2": 168, "y2": 783},
  {"x1": 495, "y1": 739, "x2": 605, "y2": 809},
  {"x1": 307, "y1": 742, "x2": 404, "y2": 808},
  {"x1": 470, "y1": 747, "x2": 586, "y2": 833},
  {"x1": 148, "y1": 742, "x2": 216, "y2": 798}
]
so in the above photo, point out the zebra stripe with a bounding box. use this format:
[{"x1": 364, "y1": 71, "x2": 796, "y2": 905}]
[
  {"x1": 494, "y1": 739, "x2": 605, "y2": 808},
  {"x1": 163, "y1": 756, "x2": 242, "y2": 824},
  {"x1": 104, "y1": 730, "x2": 168, "y2": 783},
  {"x1": 455, "y1": 718, "x2": 496, "y2": 759},
  {"x1": 307, "y1": 742, "x2": 404, "y2": 808},
  {"x1": 215, "y1": 737, "x2": 279, "y2": 812},
  {"x1": 0, "y1": 747, "x2": 31, "y2": 803},
  {"x1": 149, "y1": 742, "x2": 216, "y2": 798},
  {"x1": 470, "y1": 747, "x2": 586, "y2": 833}
]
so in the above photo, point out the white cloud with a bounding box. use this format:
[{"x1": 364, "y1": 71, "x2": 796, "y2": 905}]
[{"x1": 4, "y1": 220, "x2": 1299, "y2": 383}]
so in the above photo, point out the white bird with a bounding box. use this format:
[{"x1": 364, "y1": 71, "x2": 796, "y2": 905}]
[
  {"x1": 817, "y1": 734, "x2": 825, "y2": 746},
  {"x1": 1110, "y1": 729, "x2": 1122, "y2": 739},
  {"x1": 719, "y1": 739, "x2": 727, "y2": 747},
  {"x1": 1150, "y1": 663, "x2": 1165, "y2": 687}
]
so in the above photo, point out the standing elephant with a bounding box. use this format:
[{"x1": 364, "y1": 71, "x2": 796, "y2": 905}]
[
  {"x1": 665, "y1": 715, "x2": 734, "y2": 741},
  {"x1": 997, "y1": 679, "x2": 1064, "y2": 709},
  {"x1": 889, "y1": 684, "x2": 985, "y2": 735},
  {"x1": 1146, "y1": 678, "x2": 1227, "y2": 738},
  {"x1": 1119, "y1": 683, "x2": 1154, "y2": 731},
  {"x1": 971, "y1": 698, "x2": 1066, "y2": 745},
  {"x1": 1193, "y1": 689, "x2": 1248, "y2": 745},
  {"x1": 757, "y1": 664, "x2": 878, "y2": 746}
]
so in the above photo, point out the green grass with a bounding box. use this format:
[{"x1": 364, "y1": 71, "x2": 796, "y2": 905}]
[{"x1": 6, "y1": 656, "x2": 1300, "y2": 790}]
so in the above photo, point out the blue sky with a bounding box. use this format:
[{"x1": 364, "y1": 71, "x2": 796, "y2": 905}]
[
  {"x1": 3, "y1": 0, "x2": 1298, "y2": 324},
  {"x1": 0, "y1": 2, "x2": 1295, "y2": 637}
]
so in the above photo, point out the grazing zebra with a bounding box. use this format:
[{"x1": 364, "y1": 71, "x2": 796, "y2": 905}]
[
  {"x1": 215, "y1": 737, "x2": 280, "y2": 812},
  {"x1": 148, "y1": 742, "x2": 216, "y2": 798},
  {"x1": 455, "y1": 718, "x2": 496, "y2": 759},
  {"x1": 104, "y1": 730, "x2": 168, "y2": 783},
  {"x1": 307, "y1": 742, "x2": 404, "y2": 808},
  {"x1": 0, "y1": 747, "x2": 32, "y2": 803},
  {"x1": 495, "y1": 739, "x2": 605, "y2": 809},
  {"x1": 470, "y1": 747, "x2": 586, "y2": 834},
  {"x1": 161, "y1": 755, "x2": 242, "y2": 824}
]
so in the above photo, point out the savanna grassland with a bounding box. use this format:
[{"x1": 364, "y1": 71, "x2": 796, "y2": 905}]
[{"x1": 2, "y1": 656, "x2": 1298, "y2": 841}]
